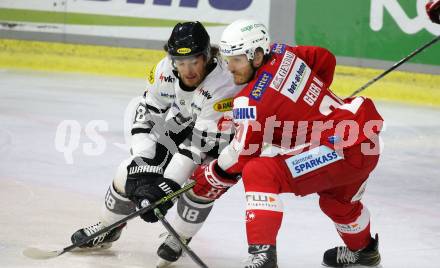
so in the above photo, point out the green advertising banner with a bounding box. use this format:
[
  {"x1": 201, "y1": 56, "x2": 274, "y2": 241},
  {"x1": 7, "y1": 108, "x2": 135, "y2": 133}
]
[{"x1": 295, "y1": 0, "x2": 440, "y2": 66}]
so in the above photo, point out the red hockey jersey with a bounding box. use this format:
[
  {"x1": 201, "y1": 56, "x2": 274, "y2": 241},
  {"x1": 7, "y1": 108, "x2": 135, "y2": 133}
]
[{"x1": 218, "y1": 44, "x2": 383, "y2": 174}]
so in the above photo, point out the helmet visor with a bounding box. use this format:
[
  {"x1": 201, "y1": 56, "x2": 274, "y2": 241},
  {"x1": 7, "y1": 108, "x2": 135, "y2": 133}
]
[{"x1": 171, "y1": 54, "x2": 206, "y2": 72}]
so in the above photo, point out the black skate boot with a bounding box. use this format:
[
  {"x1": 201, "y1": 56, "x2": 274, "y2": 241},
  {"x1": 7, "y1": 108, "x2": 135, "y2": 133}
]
[
  {"x1": 244, "y1": 245, "x2": 277, "y2": 268},
  {"x1": 71, "y1": 221, "x2": 126, "y2": 249},
  {"x1": 156, "y1": 233, "x2": 192, "y2": 268},
  {"x1": 322, "y1": 234, "x2": 381, "y2": 267}
]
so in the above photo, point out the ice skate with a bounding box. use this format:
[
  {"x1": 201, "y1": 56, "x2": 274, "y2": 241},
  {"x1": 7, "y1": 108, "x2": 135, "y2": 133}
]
[
  {"x1": 70, "y1": 221, "x2": 126, "y2": 250},
  {"x1": 156, "y1": 233, "x2": 191, "y2": 268},
  {"x1": 322, "y1": 234, "x2": 381, "y2": 267},
  {"x1": 244, "y1": 245, "x2": 277, "y2": 268}
]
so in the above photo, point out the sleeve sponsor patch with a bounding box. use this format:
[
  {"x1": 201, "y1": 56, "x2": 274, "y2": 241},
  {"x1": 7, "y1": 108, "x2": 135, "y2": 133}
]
[
  {"x1": 232, "y1": 96, "x2": 257, "y2": 121},
  {"x1": 147, "y1": 64, "x2": 156, "y2": 85},
  {"x1": 213, "y1": 98, "x2": 234, "y2": 112},
  {"x1": 233, "y1": 106, "x2": 257, "y2": 121}
]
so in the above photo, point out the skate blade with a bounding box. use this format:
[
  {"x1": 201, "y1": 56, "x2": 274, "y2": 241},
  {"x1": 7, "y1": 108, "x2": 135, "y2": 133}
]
[
  {"x1": 70, "y1": 243, "x2": 112, "y2": 255},
  {"x1": 156, "y1": 257, "x2": 173, "y2": 268},
  {"x1": 321, "y1": 263, "x2": 383, "y2": 268},
  {"x1": 71, "y1": 243, "x2": 112, "y2": 253}
]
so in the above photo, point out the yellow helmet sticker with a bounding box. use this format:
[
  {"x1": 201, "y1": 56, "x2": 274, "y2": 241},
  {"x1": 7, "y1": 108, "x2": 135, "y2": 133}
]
[
  {"x1": 177, "y1": 48, "x2": 192, "y2": 54},
  {"x1": 214, "y1": 98, "x2": 234, "y2": 112},
  {"x1": 147, "y1": 64, "x2": 156, "y2": 84}
]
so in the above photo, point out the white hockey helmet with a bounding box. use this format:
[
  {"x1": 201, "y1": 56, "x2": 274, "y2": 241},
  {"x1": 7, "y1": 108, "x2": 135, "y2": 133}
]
[{"x1": 220, "y1": 19, "x2": 271, "y2": 61}]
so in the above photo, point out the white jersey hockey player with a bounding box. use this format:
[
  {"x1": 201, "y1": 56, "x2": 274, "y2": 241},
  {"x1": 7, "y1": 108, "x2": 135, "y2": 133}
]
[{"x1": 70, "y1": 22, "x2": 243, "y2": 266}]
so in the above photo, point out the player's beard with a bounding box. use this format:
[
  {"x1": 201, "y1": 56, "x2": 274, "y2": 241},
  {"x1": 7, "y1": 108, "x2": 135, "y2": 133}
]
[
  {"x1": 248, "y1": 62, "x2": 260, "y2": 83},
  {"x1": 234, "y1": 61, "x2": 257, "y2": 85},
  {"x1": 181, "y1": 74, "x2": 204, "y2": 88}
]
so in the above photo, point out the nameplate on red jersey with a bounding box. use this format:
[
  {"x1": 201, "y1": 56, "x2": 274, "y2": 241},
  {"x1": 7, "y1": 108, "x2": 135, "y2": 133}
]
[{"x1": 285, "y1": 145, "x2": 343, "y2": 178}]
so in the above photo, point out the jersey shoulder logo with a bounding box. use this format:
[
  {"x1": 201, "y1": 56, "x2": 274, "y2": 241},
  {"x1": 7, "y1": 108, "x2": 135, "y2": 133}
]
[
  {"x1": 213, "y1": 98, "x2": 234, "y2": 112},
  {"x1": 250, "y1": 71, "x2": 273, "y2": 101},
  {"x1": 271, "y1": 43, "x2": 286, "y2": 54}
]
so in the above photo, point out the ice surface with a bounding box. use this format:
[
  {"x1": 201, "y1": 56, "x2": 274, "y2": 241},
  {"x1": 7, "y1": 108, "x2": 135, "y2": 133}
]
[{"x1": 1, "y1": 70, "x2": 439, "y2": 267}]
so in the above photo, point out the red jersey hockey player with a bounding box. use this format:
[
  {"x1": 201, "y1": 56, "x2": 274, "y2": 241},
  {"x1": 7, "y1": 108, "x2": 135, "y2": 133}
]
[
  {"x1": 190, "y1": 19, "x2": 384, "y2": 268},
  {"x1": 426, "y1": 0, "x2": 440, "y2": 24}
]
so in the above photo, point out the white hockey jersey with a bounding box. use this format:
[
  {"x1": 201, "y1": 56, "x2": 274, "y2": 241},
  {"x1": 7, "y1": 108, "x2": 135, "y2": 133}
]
[{"x1": 131, "y1": 56, "x2": 242, "y2": 184}]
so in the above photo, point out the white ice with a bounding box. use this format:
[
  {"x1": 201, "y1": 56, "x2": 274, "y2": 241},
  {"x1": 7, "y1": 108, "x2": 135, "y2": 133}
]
[{"x1": 1, "y1": 70, "x2": 439, "y2": 268}]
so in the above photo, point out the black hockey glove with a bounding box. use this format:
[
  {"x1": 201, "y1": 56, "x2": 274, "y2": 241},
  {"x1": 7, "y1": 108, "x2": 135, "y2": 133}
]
[
  {"x1": 130, "y1": 177, "x2": 181, "y2": 223},
  {"x1": 125, "y1": 156, "x2": 166, "y2": 196}
]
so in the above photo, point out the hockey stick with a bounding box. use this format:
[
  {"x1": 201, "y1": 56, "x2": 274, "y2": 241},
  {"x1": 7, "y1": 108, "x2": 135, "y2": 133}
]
[
  {"x1": 23, "y1": 181, "x2": 196, "y2": 260},
  {"x1": 348, "y1": 34, "x2": 440, "y2": 98},
  {"x1": 154, "y1": 208, "x2": 209, "y2": 268}
]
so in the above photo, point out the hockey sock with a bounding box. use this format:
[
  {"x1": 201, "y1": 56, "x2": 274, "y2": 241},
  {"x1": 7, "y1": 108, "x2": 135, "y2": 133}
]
[
  {"x1": 172, "y1": 191, "x2": 215, "y2": 238},
  {"x1": 245, "y1": 192, "x2": 283, "y2": 245},
  {"x1": 334, "y1": 207, "x2": 371, "y2": 251},
  {"x1": 100, "y1": 183, "x2": 136, "y2": 226}
]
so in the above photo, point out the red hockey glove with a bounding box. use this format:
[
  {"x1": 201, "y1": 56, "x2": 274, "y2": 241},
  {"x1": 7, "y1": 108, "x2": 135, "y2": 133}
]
[
  {"x1": 191, "y1": 160, "x2": 239, "y2": 200},
  {"x1": 426, "y1": 0, "x2": 440, "y2": 24}
]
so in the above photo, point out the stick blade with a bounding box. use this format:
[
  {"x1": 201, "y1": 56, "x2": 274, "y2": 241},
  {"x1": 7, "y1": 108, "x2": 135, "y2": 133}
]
[{"x1": 23, "y1": 247, "x2": 63, "y2": 259}]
